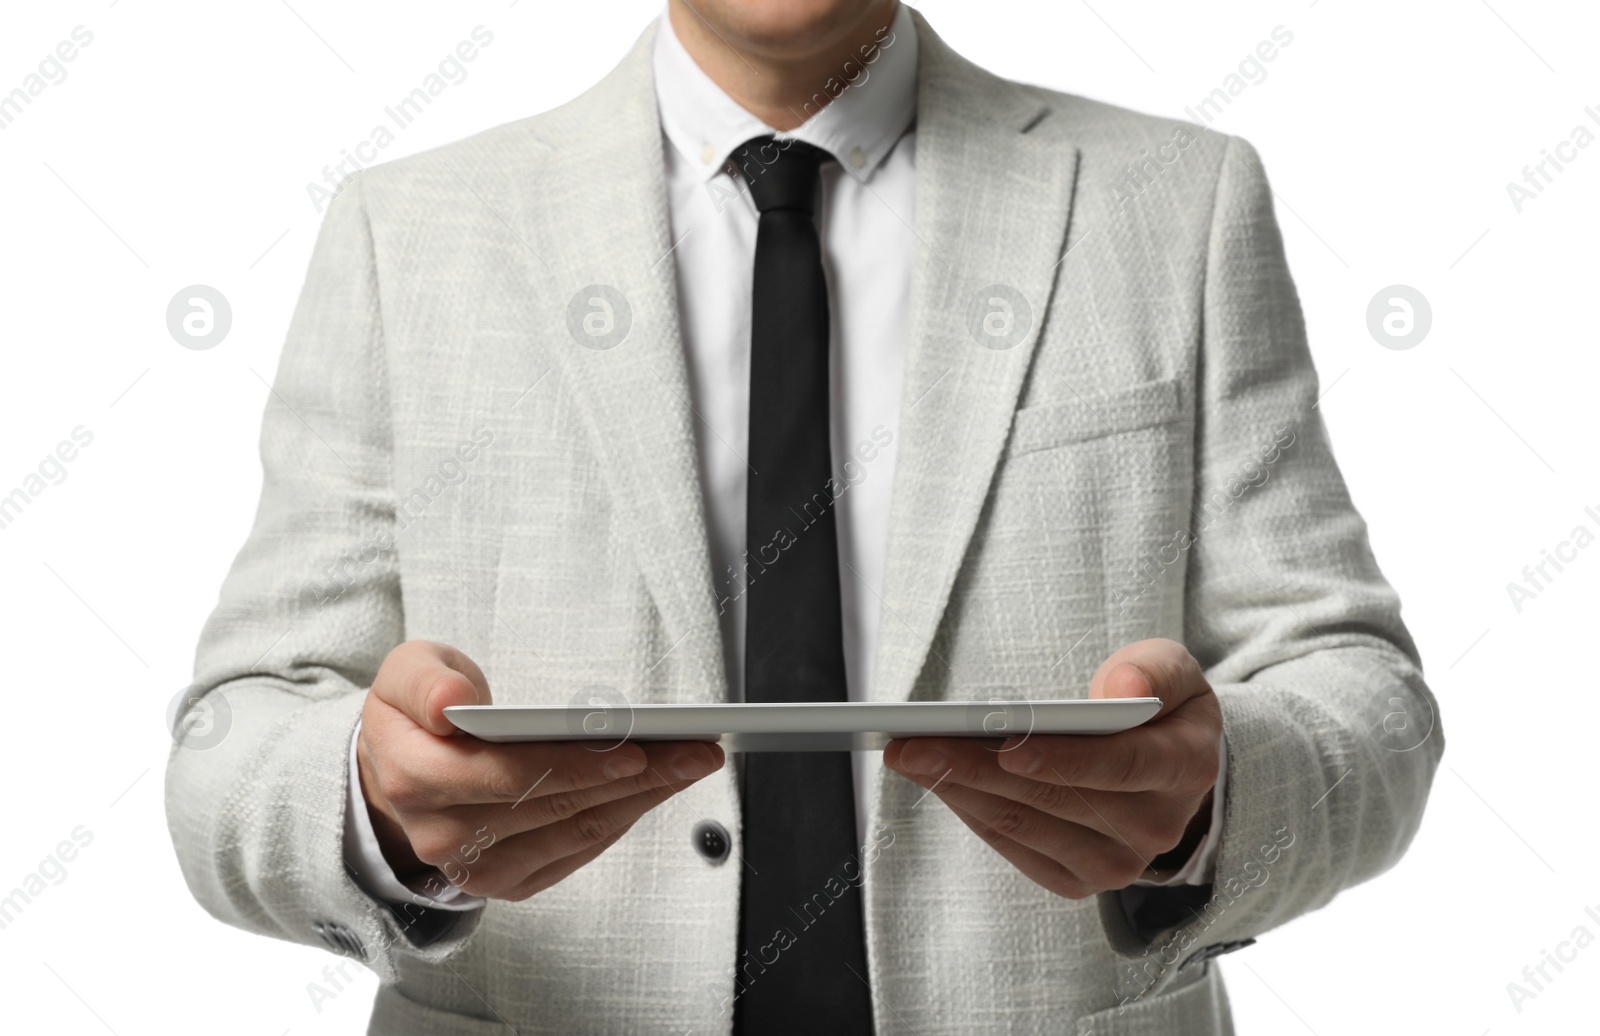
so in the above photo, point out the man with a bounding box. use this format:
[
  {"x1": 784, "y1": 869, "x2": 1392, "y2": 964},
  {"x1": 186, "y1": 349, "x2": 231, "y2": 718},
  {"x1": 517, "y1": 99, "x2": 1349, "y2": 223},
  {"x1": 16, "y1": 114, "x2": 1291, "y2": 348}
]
[{"x1": 166, "y1": 1, "x2": 1442, "y2": 1032}]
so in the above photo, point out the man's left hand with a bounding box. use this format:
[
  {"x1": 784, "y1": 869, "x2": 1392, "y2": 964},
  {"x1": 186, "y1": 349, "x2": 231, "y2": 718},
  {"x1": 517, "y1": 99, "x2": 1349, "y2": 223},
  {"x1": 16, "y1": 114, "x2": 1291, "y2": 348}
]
[{"x1": 883, "y1": 638, "x2": 1222, "y2": 898}]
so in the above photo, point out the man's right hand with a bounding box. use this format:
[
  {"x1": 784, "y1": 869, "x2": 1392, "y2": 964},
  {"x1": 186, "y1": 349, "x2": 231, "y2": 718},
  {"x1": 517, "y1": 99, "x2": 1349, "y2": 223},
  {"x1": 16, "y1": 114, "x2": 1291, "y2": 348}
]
[{"x1": 356, "y1": 640, "x2": 725, "y2": 902}]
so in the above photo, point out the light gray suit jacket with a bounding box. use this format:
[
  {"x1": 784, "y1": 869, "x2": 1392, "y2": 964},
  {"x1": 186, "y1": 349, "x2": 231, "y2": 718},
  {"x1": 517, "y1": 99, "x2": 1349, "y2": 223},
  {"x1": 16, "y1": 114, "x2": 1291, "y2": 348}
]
[{"x1": 166, "y1": 11, "x2": 1442, "y2": 1034}]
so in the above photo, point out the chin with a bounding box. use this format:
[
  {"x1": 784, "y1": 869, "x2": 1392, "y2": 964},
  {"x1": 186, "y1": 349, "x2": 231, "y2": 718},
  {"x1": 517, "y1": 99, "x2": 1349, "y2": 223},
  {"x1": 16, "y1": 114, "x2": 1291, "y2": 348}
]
[{"x1": 696, "y1": 0, "x2": 893, "y2": 56}]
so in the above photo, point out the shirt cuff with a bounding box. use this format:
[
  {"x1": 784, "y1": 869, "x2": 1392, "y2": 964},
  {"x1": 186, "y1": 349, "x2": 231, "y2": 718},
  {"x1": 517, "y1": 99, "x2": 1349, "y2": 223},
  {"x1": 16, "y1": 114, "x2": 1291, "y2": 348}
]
[
  {"x1": 343, "y1": 719, "x2": 486, "y2": 912},
  {"x1": 1128, "y1": 729, "x2": 1227, "y2": 887}
]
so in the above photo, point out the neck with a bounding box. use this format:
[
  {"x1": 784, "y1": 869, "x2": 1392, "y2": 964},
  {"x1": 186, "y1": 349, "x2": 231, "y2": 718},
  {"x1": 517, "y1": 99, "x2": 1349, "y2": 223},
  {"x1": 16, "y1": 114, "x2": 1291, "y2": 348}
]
[{"x1": 666, "y1": 1, "x2": 899, "y2": 131}]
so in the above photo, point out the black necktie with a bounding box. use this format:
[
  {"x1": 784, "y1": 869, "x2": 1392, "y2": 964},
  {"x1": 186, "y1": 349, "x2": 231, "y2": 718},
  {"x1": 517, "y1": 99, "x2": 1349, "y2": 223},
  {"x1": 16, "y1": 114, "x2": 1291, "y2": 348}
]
[{"x1": 733, "y1": 135, "x2": 875, "y2": 1035}]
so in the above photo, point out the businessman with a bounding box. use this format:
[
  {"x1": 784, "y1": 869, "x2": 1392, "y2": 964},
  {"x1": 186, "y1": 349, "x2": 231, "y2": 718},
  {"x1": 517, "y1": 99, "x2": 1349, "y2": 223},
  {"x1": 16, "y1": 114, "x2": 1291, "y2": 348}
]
[{"x1": 166, "y1": 2, "x2": 1442, "y2": 1032}]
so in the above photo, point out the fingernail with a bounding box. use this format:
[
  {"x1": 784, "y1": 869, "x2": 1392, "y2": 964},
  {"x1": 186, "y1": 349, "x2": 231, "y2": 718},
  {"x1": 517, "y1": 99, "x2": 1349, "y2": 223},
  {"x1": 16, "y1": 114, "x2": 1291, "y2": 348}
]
[
  {"x1": 903, "y1": 746, "x2": 946, "y2": 776},
  {"x1": 604, "y1": 754, "x2": 645, "y2": 780},
  {"x1": 1007, "y1": 746, "x2": 1043, "y2": 775},
  {"x1": 670, "y1": 750, "x2": 712, "y2": 781}
]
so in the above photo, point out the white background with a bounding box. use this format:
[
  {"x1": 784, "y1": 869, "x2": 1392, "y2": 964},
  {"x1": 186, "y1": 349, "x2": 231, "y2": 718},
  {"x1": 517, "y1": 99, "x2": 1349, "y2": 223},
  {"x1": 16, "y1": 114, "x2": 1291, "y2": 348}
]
[{"x1": 1, "y1": 0, "x2": 1596, "y2": 1032}]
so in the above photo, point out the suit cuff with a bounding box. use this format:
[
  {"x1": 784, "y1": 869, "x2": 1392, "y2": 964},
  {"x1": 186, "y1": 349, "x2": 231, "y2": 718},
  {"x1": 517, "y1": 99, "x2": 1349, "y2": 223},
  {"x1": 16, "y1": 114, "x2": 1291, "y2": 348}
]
[{"x1": 344, "y1": 720, "x2": 486, "y2": 913}]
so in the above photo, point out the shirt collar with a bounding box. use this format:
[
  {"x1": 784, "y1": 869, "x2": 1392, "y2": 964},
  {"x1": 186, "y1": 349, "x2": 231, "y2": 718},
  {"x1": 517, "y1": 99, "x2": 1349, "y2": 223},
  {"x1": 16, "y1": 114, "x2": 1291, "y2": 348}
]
[{"x1": 652, "y1": 2, "x2": 917, "y2": 184}]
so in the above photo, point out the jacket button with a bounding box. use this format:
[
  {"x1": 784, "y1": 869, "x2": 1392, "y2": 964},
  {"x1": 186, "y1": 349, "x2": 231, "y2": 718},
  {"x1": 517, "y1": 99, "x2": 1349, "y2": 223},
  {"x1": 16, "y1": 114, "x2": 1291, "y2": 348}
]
[
  {"x1": 691, "y1": 820, "x2": 731, "y2": 864},
  {"x1": 313, "y1": 920, "x2": 367, "y2": 959}
]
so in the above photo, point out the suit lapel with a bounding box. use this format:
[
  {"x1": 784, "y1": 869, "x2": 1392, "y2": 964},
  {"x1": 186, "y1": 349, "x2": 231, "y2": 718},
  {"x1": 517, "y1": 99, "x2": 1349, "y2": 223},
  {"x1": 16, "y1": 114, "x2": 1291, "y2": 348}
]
[
  {"x1": 874, "y1": 13, "x2": 1082, "y2": 704},
  {"x1": 465, "y1": 25, "x2": 727, "y2": 701}
]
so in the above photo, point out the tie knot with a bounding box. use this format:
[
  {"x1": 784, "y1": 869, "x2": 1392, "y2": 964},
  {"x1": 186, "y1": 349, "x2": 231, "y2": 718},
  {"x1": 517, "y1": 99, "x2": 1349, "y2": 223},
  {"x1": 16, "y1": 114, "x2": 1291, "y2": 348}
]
[{"x1": 735, "y1": 136, "x2": 832, "y2": 215}]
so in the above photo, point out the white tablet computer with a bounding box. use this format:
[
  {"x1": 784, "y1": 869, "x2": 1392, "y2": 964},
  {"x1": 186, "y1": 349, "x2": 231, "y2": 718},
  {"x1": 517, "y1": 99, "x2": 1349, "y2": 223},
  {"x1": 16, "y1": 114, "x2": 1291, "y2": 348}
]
[{"x1": 443, "y1": 698, "x2": 1162, "y2": 752}]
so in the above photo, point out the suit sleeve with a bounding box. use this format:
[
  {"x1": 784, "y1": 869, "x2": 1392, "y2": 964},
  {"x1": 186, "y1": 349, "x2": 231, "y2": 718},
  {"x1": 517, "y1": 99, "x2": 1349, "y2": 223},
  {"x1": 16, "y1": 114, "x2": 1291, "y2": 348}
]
[
  {"x1": 1097, "y1": 135, "x2": 1444, "y2": 994},
  {"x1": 163, "y1": 173, "x2": 481, "y2": 981}
]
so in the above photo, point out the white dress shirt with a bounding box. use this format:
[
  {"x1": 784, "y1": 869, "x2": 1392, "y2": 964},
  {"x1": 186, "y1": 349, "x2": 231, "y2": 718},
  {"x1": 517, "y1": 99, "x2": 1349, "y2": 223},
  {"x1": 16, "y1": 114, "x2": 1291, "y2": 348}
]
[{"x1": 343, "y1": 3, "x2": 1223, "y2": 912}]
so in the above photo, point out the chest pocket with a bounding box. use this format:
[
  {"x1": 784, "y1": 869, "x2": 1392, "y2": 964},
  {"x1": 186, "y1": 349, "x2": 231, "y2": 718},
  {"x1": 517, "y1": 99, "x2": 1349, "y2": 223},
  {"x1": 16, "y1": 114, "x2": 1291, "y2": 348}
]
[
  {"x1": 1005, "y1": 376, "x2": 1183, "y2": 457},
  {"x1": 951, "y1": 375, "x2": 1191, "y2": 689}
]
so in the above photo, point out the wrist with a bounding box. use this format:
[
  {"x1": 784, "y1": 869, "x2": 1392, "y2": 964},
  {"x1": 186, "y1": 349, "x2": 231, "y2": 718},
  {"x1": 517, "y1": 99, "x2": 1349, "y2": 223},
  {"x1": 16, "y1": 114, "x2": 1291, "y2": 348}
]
[
  {"x1": 1147, "y1": 787, "x2": 1214, "y2": 874},
  {"x1": 356, "y1": 734, "x2": 429, "y2": 881}
]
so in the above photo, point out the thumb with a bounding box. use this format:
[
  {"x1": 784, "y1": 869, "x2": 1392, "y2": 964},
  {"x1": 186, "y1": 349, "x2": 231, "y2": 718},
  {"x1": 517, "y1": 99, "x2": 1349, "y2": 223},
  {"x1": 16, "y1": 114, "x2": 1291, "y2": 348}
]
[
  {"x1": 1088, "y1": 638, "x2": 1205, "y2": 719},
  {"x1": 373, "y1": 641, "x2": 493, "y2": 736},
  {"x1": 1091, "y1": 662, "x2": 1155, "y2": 701}
]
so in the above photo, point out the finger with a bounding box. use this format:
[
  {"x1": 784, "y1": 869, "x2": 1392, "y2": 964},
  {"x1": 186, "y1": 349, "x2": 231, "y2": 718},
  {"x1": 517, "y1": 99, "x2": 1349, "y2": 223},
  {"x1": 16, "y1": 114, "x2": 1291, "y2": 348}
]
[
  {"x1": 504, "y1": 825, "x2": 634, "y2": 901},
  {"x1": 455, "y1": 740, "x2": 724, "y2": 806},
  {"x1": 409, "y1": 755, "x2": 718, "y2": 850},
  {"x1": 386, "y1": 738, "x2": 723, "y2": 812},
  {"x1": 992, "y1": 722, "x2": 1218, "y2": 793},
  {"x1": 889, "y1": 732, "x2": 1189, "y2": 794},
  {"x1": 1087, "y1": 638, "x2": 1208, "y2": 717},
  {"x1": 423, "y1": 823, "x2": 637, "y2": 902},
  {"x1": 901, "y1": 769, "x2": 1175, "y2": 874},
  {"x1": 885, "y1": 736, "x2": 1031, "y2": 794},
  {"x1": 446, "y1": 783, "x2": 690, "y2": 895},
  {"x1": 886, "y1": 738, "x2": 1185, "y2": 840},
  {"x1": 371, "y1": 640, "x2": 493, "y2": 735},
  {"x1": 941, "y1": 800, "x2": 1142, "y2": 899}
]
